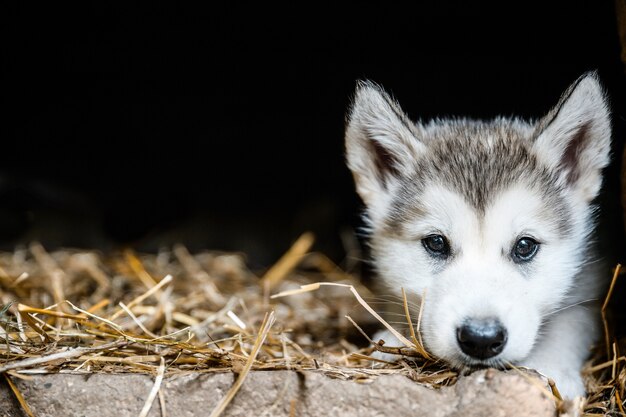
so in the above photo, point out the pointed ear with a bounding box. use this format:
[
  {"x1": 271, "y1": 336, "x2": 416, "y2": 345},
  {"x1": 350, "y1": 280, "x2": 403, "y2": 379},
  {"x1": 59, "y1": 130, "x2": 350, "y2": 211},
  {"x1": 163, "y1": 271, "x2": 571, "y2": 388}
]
[
  {"x1": 533, "y1": 72, "x2": 611, "y2": 202},
  {"x1": 345, "y1": 81, "x2": 424, "y2": 207}
]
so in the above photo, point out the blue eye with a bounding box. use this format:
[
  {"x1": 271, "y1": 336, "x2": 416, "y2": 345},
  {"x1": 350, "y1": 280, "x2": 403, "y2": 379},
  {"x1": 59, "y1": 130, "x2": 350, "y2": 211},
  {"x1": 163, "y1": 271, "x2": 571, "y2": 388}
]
[
  {"x1": 511, "y1": 237, "x2": 539, "y2": 263},
  {"x1": 422, "y1": 234, "x2": 450, "y2": 258}
]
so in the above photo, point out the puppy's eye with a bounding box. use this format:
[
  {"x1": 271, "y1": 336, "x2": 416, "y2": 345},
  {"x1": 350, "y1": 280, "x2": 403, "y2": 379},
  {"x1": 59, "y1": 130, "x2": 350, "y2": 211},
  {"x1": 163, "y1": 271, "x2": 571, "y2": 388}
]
[
  {"x1": 422, "y1": 234, "x2": 450, "y2": 258},
  {"x1": 511, "y1": 237, "x2": 539, "y2": 263}
]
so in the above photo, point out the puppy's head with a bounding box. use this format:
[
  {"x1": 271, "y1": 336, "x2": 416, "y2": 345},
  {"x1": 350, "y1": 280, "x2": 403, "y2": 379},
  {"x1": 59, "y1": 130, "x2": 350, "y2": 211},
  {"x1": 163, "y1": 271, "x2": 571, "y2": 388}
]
[{"x1": 345, "y1": 74, "x2": 610, "y2": 367}]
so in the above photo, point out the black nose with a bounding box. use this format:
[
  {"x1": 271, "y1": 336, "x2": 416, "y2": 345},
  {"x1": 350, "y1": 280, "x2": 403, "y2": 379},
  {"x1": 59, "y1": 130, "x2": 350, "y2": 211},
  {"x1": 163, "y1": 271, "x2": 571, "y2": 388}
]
[{"x1": 456, "y1": 319, "x2": 507, "y2": 359}]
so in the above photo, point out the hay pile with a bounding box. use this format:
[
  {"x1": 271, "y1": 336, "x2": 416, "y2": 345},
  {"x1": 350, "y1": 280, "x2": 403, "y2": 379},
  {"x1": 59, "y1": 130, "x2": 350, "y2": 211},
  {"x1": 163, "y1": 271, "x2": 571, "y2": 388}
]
[{"x1": 0, "y1": 233, "x2": 622, "y2": 416}]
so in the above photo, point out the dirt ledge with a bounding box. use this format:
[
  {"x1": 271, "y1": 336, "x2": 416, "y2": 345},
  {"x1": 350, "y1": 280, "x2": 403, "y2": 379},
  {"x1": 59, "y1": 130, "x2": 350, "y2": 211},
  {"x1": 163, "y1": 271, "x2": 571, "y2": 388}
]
[{"x1": 0, "y1": 369, "x2": 560, "y2": 417}]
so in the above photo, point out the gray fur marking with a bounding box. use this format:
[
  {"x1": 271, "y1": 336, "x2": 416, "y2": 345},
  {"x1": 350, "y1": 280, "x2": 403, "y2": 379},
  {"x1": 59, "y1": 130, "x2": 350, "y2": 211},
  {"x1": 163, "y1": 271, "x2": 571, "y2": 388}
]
[{"x1": 384, "y1": 119, "x2": 573, "y2": 238}]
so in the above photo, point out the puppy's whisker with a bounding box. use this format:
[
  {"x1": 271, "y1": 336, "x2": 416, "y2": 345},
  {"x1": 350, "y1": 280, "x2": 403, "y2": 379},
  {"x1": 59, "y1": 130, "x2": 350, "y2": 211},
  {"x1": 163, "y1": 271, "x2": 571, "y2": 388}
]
[{"x1": 550, "y1": 298, "x2": 599, "y2": 315}]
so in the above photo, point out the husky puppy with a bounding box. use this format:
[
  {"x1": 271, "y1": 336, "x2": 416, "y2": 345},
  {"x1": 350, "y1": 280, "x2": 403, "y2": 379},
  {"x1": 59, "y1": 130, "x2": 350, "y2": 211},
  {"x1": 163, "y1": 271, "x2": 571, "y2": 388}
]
[{"x1": 345, "y1": 73, "x2": 611, "y2": 398}]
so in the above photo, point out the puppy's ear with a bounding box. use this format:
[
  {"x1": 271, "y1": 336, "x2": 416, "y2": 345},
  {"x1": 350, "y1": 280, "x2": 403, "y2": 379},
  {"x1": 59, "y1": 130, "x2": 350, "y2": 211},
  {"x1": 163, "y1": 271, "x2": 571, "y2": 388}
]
[
  {"x1": 533, "y1": 72, "x2": 611, "y2": 202},
  {"x1": 345, "y1": 81, "x2": 424, "y2": 208}
]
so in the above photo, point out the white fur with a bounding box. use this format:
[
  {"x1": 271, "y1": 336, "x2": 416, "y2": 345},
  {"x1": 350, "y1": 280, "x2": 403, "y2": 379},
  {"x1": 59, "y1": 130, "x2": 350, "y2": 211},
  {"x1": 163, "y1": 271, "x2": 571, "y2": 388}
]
[
  {"x1": 346, "y1": 73, "x2": 611, "y2": 399},
  {"x1": 373, "y1": 184, "x2": 588, "y2": 367}
]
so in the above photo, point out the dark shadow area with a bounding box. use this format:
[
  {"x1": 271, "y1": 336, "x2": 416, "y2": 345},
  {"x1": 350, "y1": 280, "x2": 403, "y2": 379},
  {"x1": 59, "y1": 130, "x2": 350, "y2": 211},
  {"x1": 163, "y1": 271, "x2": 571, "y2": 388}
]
[{"x1": 3, "y1": 3, "x2": 625, "y2": 271}]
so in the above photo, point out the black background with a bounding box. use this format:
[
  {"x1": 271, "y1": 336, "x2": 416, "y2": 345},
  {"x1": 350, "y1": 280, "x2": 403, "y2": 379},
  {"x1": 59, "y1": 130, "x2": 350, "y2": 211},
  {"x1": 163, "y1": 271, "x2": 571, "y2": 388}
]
[{"x1": 3, "y1": 3, "x2": 626, "y2": 269}]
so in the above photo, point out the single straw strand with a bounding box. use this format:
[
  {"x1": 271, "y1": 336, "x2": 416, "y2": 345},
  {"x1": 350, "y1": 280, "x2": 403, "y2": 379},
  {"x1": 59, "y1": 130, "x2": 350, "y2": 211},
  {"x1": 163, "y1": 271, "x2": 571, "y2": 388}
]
[
  {"x1": 208, "y1": 311, "x2": 275, "y2": 417},
  {"x1": 0, "y1": 339, "x2": 126, "y2": 373},
  {"x1": 109, "y1": 275, "x2": 173, "y2": 321},
  {"x1": 273, "y1": 282, "x2": 413, "y2": 347},
  {"x1": 138, "y1": 357, "x2": 166, "y2": 417},
  {"x1": 602, "y1": 264, "x2": 622, "y2": 359},
  {"x1": 4, "y1": 374, "x2": 35, "y2": 417},
  {"x1": 261, "y1": 232, "x2": 314, "y2": 290}
]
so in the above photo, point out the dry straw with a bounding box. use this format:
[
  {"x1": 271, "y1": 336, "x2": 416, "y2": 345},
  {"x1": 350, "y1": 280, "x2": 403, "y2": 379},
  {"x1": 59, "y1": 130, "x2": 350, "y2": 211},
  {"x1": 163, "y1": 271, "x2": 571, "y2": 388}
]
[{"x1": 0, "y1": 235, "x2": 623, "y2": 416}]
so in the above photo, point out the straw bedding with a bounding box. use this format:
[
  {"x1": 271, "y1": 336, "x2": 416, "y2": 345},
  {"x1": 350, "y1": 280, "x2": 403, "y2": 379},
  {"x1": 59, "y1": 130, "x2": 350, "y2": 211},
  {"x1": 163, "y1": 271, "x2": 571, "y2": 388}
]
[{"x1": 0, "y1": 233, "x2": 622, "y2": 416}]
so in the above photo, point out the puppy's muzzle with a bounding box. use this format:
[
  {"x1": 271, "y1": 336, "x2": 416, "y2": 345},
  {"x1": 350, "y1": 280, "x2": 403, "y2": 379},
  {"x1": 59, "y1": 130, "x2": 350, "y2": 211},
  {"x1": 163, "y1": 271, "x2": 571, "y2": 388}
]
[{"x1": 456, "y1": 318, "x2": 507, "y2": 360}]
